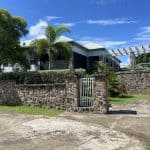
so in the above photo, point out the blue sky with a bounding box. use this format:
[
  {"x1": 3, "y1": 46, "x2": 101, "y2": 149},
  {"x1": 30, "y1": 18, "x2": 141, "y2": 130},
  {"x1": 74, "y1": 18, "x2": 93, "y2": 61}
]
[{"x1": 0, "y1": 0, "x2": 150, "y2": 66}]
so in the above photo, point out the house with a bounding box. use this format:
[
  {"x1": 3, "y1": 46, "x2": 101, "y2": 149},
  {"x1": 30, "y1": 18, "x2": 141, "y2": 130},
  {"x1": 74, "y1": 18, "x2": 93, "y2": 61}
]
[
  {"x1": 39, "y1": 36, "x2": 121, "y2": 71},
  {"x1": 0, "y1": 36, "x2": 121, "y2": 72}
]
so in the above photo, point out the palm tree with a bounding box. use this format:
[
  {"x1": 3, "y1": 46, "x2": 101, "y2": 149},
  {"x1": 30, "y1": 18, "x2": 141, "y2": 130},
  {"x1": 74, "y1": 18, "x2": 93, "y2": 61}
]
[{"x1": 31, "y1": 25, "x2": 72, "y2": 69}]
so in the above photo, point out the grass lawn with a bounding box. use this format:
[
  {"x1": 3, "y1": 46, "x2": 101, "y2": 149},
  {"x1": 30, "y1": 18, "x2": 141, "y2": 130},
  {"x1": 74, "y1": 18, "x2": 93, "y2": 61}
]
[
  {"x1": 109, "y1": 94, "x2": 150, "y2": 105},
  {"x1": 0, "y1": 105, "x2": 64, "y2": 116}
]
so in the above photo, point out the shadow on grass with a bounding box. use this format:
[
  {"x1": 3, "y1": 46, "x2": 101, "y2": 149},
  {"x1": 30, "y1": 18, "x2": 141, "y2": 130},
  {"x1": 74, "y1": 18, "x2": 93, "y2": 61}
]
[
  {"x1": 0, "y1": 104, "x2": 22, "y2": 107},
  {"x1": 109, "y1": 95, "x2": 136, "y2": 104},
  {"x1": 112, "y1": 95, "x2": 135, "y2": 99},
  {"x1": 108, "y1": 110, "x2": 137, "y2": 115}
]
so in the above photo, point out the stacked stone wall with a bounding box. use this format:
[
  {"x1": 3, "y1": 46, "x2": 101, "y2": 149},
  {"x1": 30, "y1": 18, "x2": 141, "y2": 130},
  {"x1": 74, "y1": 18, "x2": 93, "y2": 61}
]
[
  {"x1": 0, "y1": 74, "x2": 109, "y2": 114},
  {"x1": 117, "y1": 71, "x2": 150, "y2": 93}
]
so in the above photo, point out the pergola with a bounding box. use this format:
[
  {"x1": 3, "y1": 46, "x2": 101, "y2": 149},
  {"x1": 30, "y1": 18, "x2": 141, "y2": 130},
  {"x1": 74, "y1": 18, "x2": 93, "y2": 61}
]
[
  {"x1": 110, "y1": 45, "x2": 150, "y2": 56},
  {"x1": 109, "y1": 45, "x2": 150, "y2": 70}
]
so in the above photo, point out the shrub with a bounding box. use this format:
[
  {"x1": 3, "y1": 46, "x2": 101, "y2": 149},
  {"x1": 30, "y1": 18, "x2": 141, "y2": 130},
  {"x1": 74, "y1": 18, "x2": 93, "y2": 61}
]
[
  {"x1": 0, "y1": 69, "x2": 86, "y2": 84},
  {"x1": 97, "y1": 63, "x2": 127, "y2": 97}
]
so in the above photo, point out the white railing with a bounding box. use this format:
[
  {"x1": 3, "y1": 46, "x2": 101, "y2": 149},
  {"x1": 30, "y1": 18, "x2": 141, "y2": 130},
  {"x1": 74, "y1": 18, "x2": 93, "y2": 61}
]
[{"x1": 79, "y1": 77, "x2": 94, "y2": 107}]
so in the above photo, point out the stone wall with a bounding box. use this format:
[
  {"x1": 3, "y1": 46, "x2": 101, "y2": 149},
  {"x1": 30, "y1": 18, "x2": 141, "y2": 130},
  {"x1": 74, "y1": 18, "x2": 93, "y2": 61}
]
[
  {"x1": 16, "y1": 84, "x2": 67, "y2": 109},
  {"x1": 117, "y1": 71, "x2": 150, "y2": 93},
  {"x1": 94, "y1": 75, "x2": 109, "y2": 114},
  {"x1": 0, "y1": 74, "x2": 109, "y2": 114},
  {"x1": 0, "y1": 81, "x2": 20, "y2": 105}
]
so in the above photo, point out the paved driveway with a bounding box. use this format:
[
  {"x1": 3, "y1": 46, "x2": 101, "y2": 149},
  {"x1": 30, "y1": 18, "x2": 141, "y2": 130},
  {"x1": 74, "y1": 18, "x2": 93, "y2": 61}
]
[{"x1": 0, "y1": 99, "x2": 150, "y2": 150}]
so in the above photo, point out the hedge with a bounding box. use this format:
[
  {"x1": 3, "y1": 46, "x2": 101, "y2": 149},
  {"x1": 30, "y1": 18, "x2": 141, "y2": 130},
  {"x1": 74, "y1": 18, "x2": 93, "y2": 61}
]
[{"x1": 0, "y1": 69, "x2": 86, "y2": 84}]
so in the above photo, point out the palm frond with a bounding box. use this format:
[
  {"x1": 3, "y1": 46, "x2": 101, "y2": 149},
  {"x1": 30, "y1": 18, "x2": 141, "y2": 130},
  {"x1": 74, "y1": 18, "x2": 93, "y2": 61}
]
[
  {"x1": 55, "y1": 25, "x2": 70, "y2": 37},
  {"x1": 45, "y1": 25, "x2": 56, "y2": 44},
  {"x1": 31, "y1": 39, "x2": 49, "y2": 56},
  {"x1": 54, "y1": 42, "x2": 72, "y2": 62}
]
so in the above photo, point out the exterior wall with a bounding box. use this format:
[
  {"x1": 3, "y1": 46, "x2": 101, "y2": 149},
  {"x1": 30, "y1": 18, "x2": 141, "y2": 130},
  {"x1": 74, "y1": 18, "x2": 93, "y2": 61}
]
[
  {"x1": 72, "y1": 45, "x2": 87, "y2": 56},
  {"x1": 38, "y1": 44, "x2": 120, "y2": 71},
  {"x1": 16, "y1": 84, "x2": 67, "y2": 109},
  {"x1": 94, "y1": 75, "x2": 109, "y2": 114},
  {"x1": 73, "y1": 52, "x2": 87, "y2": 69},
  {"x1": 0, "y1": 81, "x2": 20, "y2": 105},
  {"x1": 51, "y1": 60, "x2": 68, "y2": 69},
  {"x1": 0, "y1": 75, "x2": 109, "y2": 114},
  {"x1": 117, "y1": 71, "x2": 150, "y2": 93},
  {"x1": 0, "y1": 64, "x2": 22, "y2": 73}
]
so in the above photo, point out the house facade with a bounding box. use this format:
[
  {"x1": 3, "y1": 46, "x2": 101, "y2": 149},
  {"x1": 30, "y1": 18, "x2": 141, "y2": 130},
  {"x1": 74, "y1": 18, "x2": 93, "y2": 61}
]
[
  {"x1": 0, "y1": 36, "x2": 121, "y2": 72},
  {"x1": 39, "y1": 37, "x2": 121, "y2": 71}
]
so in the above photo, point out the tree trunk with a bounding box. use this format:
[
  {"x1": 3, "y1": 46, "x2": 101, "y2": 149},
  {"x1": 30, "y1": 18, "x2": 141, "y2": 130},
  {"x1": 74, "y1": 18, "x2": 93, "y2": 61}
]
[
  {"x1": 48, "y1": 50, "x2": 51, "y2": 70},
  {"x1": 69, "y1": 51, "x2": 75, "y2": 73},
  {"x1": 49, "y1": 61, "x2": 51, "y2": 70},
  {"x1": 0, "y1": 64, "x2": 1, "y2": 72}
]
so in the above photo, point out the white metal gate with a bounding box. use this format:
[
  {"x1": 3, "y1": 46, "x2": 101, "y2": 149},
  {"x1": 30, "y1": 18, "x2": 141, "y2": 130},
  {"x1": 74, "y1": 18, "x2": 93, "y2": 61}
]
[{"x1": 79, "y1": 77, "x2": 94, "y2": 107}]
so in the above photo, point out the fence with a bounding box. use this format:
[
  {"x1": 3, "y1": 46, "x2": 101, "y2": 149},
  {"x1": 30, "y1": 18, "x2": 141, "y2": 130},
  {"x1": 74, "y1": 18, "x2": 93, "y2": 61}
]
[
  {"x1": 0, "y1": 74, "x2": 109, "y2": 114},
  {"x1": 79, "y1": 77, "x2": 94, "y2": 107}
]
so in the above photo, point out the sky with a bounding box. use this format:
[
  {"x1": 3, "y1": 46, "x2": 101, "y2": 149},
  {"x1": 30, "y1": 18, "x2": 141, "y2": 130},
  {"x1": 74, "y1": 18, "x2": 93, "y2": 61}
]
[{"x1": 0, "y1": 0, "x2": 150, "y2": 66}]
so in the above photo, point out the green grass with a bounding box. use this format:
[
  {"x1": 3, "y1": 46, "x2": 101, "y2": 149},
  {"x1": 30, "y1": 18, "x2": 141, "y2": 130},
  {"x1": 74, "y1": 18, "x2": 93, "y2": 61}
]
[
  {"x1": 0, "y1": 105, "x2": 64, "y2": 116},
  {"x1": 109, "y1": 94, "x2": 150, "y2": 105}
]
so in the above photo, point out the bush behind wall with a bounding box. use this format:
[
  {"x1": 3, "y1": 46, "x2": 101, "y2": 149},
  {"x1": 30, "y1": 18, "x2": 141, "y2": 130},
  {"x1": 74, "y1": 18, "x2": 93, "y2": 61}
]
[{"x1": 0, "y1": 69, "x2": 86, "y2": 84}]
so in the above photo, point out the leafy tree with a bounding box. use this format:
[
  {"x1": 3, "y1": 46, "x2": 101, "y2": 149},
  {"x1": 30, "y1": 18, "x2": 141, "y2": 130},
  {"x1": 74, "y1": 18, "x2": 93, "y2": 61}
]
[
  {"x1": 98, "y1": 63, "x2": 127, "y2": 97},
  {"x1": 136, "y1": 53, "x2": 150, "y2": 64},
  {"x1": 31, "y1": 39, "x2": 49, "y2": 57},
  {"x1": 0, "y1": 9, "x2": 28, "y2": 69},
  {"x1": 31, "y1": 25, "x2": 71, "y2": 69}
]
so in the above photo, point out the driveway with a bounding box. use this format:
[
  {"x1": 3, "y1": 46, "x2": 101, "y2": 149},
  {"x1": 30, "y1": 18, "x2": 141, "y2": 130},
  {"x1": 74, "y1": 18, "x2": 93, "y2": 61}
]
[{"x1": 0, "y1": 99, "x2": 150, "y2": 150}]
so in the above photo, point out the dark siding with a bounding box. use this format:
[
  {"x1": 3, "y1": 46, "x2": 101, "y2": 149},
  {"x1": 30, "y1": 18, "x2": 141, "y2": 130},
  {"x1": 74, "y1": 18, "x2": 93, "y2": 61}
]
[
  {"x1": 73, "y1": 52, "x2": 87, "y2": 69},
  {"x1": 88, "y1": 56, "x2": 99, "y2": 68}
]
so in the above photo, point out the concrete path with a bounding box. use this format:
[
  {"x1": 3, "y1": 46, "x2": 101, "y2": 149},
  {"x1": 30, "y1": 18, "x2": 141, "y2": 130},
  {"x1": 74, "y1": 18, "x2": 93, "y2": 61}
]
[{"x1": 0, "y1": 99, "x2": 150, "y2": 150}]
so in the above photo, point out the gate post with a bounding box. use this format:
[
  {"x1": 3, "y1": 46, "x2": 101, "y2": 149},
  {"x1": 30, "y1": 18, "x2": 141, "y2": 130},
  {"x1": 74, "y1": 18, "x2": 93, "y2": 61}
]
[
  {"x1": 65, "y1": 74, "x2": 79, "y2": 111},
  {"x1": 93, "y1": 74, "x2": 109, "y2": 114},
  {"x1": 130, "y1": 52, "x2": 136, "y2": 71}
]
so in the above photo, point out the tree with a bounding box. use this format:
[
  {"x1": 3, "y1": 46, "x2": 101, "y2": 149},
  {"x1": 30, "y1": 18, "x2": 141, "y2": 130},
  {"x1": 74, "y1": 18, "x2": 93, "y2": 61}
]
[
  {"x1": 0, "y1": 9, "x2": 28, "y2": 69},
  {"x1": 31, "y1": 25, "x2": 71, "y2": 69},
  {"x1": 98, "y1": 63, "x2": 127, "y2": 97},
  {"x1": 31, "y1": 39, "x2": 49, "y2": 57},
  {"x1": 136, "y1": 53, "x2": 150, "y2": 64}
]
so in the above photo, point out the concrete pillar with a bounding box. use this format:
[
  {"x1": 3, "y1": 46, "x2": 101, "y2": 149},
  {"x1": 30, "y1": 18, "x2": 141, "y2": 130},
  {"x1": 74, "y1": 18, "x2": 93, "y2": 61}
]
[
  {"x1": 93, "y1": 74, "x2": 109, "y2": 114},
  {"x1": 130, "y1": 52, "x2": 136, "y2": 71},
  {"x1": 69, "y1": 51, "x2": 75, "y2": 73},
  {"x1": 97, "y1": 56, "x2": 103, "y2": 72}
]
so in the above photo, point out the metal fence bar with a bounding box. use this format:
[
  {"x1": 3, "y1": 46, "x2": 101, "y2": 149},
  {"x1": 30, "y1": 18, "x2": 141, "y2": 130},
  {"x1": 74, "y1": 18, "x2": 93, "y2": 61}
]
[
  {"x1": 79, "y1": 77, "x2": 94, "y2": 107},
  {"x1": 86, "y1": 78, "x2": 89, "y2": 106},
  {"x1": 85, "y1": 78, "x2": 86, "y2": 106},
  {"x1": 80, "y1": 78, "x2": 82, "y2": 107},
  {"x1": 88, "y1": 78, "x2": 89, "y2": 107},
  {"x1": 82, "y1": 79, "x2": 86, "y2": 106},
  {"x1": 91, "y1": 78, "x2": 94, "y2": 106},
  {"x1": 89, "y1": 78, "x2": 91, "y2": 106}
]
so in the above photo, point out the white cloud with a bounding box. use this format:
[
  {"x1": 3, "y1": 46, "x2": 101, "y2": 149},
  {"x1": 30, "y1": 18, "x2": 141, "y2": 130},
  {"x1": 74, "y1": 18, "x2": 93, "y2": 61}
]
[
  {"x1": 120, "y1": 56, "x2": 130, "y2": 68},
  {"x1": 45, "y1": 16, "x2": 62, "y2": 21},
  {"x1": 78, "y1": 37, "x2": 127, "y2": 48},
  {"x1": 100, "y1": 40, "x2": 127, "y2": 48},
  {"x1": 28, "y1": 19, "x2": 48, "y2": 40},
  {"x1": 87, "y1": 18, "x2": 136, "y2": 26},
  {"x1": 92, "y1": 0, "x2": 121, "y2": 6},
  {"x1": 55, "y1": 22, "x2": 75, "y2": 27},
  {"x1": 60, "y1": 23, "x2": 75, "y2": 27},
  {"x1": 134, "y1": 26, "x2": 150, "y2": 41},
  {"x1": 20, "y1": 40, "x2": 32, "y2": 47}
]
